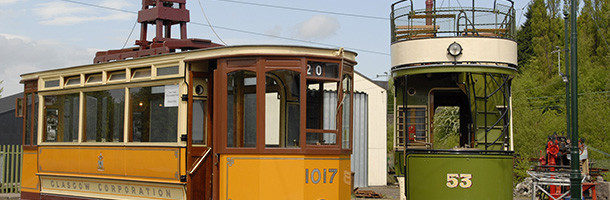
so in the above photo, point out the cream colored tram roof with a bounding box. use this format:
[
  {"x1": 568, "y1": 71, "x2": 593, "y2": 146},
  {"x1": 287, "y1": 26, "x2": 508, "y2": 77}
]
[{"x1": 20, "y1": 45, "x2": 357, "y2": 81}]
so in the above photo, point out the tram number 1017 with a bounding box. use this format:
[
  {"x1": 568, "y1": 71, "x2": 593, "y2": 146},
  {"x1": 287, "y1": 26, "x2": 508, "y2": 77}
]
[{"x1": 305, "y1": 168, "x2": 338, "y2": 184}]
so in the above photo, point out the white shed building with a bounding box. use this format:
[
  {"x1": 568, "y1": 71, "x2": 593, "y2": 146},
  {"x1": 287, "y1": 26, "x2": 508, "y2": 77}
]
[{"x1": 351, "y1": 71, "x2": 388, "y2": 187}]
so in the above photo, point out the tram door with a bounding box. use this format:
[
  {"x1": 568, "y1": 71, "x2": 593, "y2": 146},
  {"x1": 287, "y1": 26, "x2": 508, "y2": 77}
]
[{"x1": 187, "y1": 72, "x2": 213, "y2": 200}]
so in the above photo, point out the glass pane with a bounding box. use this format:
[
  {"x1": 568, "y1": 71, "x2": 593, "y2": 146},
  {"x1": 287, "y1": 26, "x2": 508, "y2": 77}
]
[
  {"x1": 306, "y1": 132, "x2": 336, "y2": 145},
  {"x1": 265, "y1": 70, "x2": 300, "y2": 148},
  {"x1": 87, "y1": 74, "x2": 103, "y2": 83},
  {"x1": 109, "y1": 72, "x2": 126, "y2": 81},
  {"x1": 130, "y1": 86, "x2": 178, "y2": 142},
  {"x1": 44, "y1": 93, "x2": 79, "y2": 142},
  {"x1": 84, "y1": 89, "x2": 125, "y2": 142},
  {"x1": 157, "y1": 66, "x2": 179, "y2": 76},
  {"x1": 45, "y1": 80, "x2": 60, "y2": 88},
  {"x1": 227, "y1": 70, "x2": 257, "y2": 148},
  {"x1": 342, "y1": 75, "x2": 351, "y2": 149},
  {"x1": 192, "y1": 100, "x2": 206, "y2": 145},
  {"x1": 25, "y1": 94, "x2": 31, "y2": 145},
  {"x1": 33, "y1": 98, "x2": 38, "y2": 145},
  {"x1": 132, "y1": 68, "x2": 151, "y2": 79},
  {"x1": 306, "y1": 81, "x2": 338, "y2": 130},
  {"x1": 66, "y1": 77, "x2": 80, "y2": 86}
]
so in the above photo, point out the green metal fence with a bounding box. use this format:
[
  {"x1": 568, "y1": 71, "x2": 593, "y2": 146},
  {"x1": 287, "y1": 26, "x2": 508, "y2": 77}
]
[{"x1": 0, "y1": 145, "x2": 21, "y2": 193}]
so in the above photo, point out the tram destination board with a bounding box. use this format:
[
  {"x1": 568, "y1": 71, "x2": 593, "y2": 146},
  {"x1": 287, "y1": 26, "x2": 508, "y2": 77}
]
[{"x1": 306, "y1": 61, "x2": 339, "y2": 78}]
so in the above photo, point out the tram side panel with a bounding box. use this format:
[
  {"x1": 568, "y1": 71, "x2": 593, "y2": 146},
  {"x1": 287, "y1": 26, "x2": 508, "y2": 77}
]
[
  {"x1": 21, "y1": 149, "x2": 40, "y2": 199},
  {"x1": 219, "y1": 154, "x2": 351, "y2": 200},
  {"x1": 405, "y1": 152, "x2": 513, "y2": 200}
]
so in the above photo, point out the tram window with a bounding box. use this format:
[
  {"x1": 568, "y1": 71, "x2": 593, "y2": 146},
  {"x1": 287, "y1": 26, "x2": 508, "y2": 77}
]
[
  {"x1": 25, "y1": 94, "x2": 32, "y2": 145},
  {"x1": 131, "y1": 68, "x2": 151, "y2": 79},
  {"x1": 108, "y1": 70, "x2": 126, "y2": 81},
  {"x1": 45, "y1": 80, "x2": 60, "y2": 88},
  {"x1": 265, "y1": 70, "x2": 300, "y2": 148},
  {"x1": 65, "y1": 76, "x2": 80, "y2": 86},
  {"x1": 227, "y1": 70, "x2": 257, "y2": 148},
  {"x1": 341, "y1": 75, "x2": 352, "y2": 149},
  {"x1": 84, "y1": 89, "x2": 125, "y2": 142},
  {"x1": 43, "y1": 93, "x2": 80, "y2": 142},
  {"x1": 192, "y1": 100, "x2": 206, "y2": 145},
  {"x1": 157, "y1": 66, "x2": 179, "y2": 76},
  {"x1": 306, "y1": 80, "x2": 338, "y2": 145},
  {"x1": 130, "y1": 86, "x2": 178, "y2": 142},
  {"x1": 86, "y1": 73, "x2": 103, "y2": 84}
]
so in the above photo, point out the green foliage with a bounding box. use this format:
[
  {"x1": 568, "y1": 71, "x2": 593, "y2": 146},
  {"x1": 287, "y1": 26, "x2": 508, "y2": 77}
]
[
  {"x1": 433, "y1": 106, "x2": 460, "y2": 149},
  {"x1": 513, "y1": 0, "x2": 610, "y2": 182}
]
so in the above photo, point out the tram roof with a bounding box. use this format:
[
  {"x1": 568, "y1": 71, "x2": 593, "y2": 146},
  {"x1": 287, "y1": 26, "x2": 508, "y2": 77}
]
[{"x1": 20, "y1": 45, "x2": 357, "y2": 81}]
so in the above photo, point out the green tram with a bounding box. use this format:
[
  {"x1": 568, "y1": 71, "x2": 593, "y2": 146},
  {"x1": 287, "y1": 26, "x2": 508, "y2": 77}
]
[{"x1": 390, "y1": 0, "x2": 516, "y2": 199}]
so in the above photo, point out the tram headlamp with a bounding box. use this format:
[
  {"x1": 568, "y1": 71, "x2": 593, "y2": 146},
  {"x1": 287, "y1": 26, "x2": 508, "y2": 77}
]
[{"x1": 447, "y1": 42, "x2": 463, "y2": 56}]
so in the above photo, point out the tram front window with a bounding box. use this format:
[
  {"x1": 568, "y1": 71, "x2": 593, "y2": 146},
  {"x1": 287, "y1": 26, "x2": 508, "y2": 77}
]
[
  {"x1": 306, "y1": 80, "x2": 338, "y2": 145},
  {"x1": 130, "y1": 86, "x2": 178, "y2": 142},
  {"x1": 227, "y1": 70, "x2": 257, "y2": 148},
  {"x1": 265, "y1": 70, "x2": 300, "y2": 148},
  {"x1": 341, "y1": 75, "x2": 352, "y2": 149}
]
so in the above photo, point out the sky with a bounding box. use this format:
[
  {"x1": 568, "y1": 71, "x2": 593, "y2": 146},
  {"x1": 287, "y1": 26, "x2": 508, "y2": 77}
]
[{"x1": 0, "y1": 0, "x2": 531, "y2": 96}]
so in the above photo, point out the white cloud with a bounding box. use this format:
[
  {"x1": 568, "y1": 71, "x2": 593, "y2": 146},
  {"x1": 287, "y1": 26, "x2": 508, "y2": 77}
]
[
  {"x1": 265, "y1": 26, "x2": 283, "y2": 37},
  {"x1": 0, "y1": 34, "x2": 93, "y2": 96},
  {"x1": 294, "y1": 15, "x2": 340, "y2": 40},
  {"x1": 34, "y1": 1, "x2": 134, "y2": 26},
  {"x1": 0, "y1": 0, "x2": 19, "y2": 5}
]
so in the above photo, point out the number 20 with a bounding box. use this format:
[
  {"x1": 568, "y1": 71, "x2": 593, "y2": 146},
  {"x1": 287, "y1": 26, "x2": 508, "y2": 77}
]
[{"x1": 446, "y1": 173, "x2": 472, "y2": 188}]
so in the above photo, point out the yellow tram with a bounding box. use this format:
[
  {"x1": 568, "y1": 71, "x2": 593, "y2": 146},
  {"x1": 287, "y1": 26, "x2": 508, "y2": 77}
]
[{"x1": 18, "y1": 45, "x2": 356, "y2": 199}]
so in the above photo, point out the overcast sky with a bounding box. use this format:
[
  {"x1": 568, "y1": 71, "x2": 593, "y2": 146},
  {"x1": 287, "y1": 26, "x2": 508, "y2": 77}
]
[{"x1": 0, "y1": 0, "x2": 530, "y2": 96}]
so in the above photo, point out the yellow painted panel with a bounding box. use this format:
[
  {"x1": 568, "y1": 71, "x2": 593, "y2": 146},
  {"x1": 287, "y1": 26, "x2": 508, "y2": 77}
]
[
  {"x1": 124, "y1": 148, "x2": 181, "y2": 180},
  {"x1": 220, "y1": 154, "x2": 351, "y2": 200},
  {"x1": 79, "y1": 147, "x2": 125, "y2": 176},
  {"x1": 38, "y1": 147, "x2": 182, "y2": 181},
  {"x1": 21, "y1": 150, "x2": 40, "y2": 192},
  {"x1": 39, "y1": 147, "x2": 80, "y2": 173}
]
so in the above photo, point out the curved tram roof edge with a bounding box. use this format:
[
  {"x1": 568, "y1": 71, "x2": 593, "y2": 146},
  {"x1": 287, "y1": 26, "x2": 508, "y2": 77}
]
[
  {"x1": 391, "y1": 63, "x2": 518, "y2": 76},
  {"x1": 20, "y1": 45, "x2": 358, "y2": 80}
]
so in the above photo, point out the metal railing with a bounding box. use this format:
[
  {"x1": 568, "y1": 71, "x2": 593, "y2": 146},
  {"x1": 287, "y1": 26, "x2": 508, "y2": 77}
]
[
  {"x1": 391, "y1": 0, "x2": 516, "y2": 42},
  {"x1": 0, "y1": 145, "x2": 22, "y2": 193}
]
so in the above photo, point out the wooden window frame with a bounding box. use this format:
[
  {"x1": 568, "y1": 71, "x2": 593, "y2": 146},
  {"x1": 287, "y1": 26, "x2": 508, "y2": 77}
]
[{"x1": 217, "y1": 56, "x2": 352, "y2": 155}]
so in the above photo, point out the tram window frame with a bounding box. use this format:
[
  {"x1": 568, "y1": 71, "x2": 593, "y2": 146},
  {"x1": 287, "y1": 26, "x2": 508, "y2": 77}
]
[
  {"x1": 108, "y1": 70, "x2": 127, "y2": 82},
  {"x1": 42, "y1": 92, "x2": 80, "y2": 143},
  {"x1": 64, "y1": 75, "x2": 81, "y2": 87},
  {"x1": 304, "y1": 59, "x2": 343, "y2": 149},
  {"x1": 22, "y1": 80, "x2": 39, "y2": 148},
  {"x1": 226, "y1": 69, "x2": 258, "y2": 148},
  {"x1": 131, "y1": 67, "x2": 152, "y2": 80},
  {"x1": 128, "y1": 85, "x2": 179, "y2": 143},
  {"x1": 264, "y1": 69, "x2": 301, "y2": 148},
  {"x1": 86, "y1": 73, "x2": 103, "y2": 85},
  {"x1": 341, "y1": 74, "x2": 353, "y2": 150},
  {"x1": 83, "y1": 89, "x2": 125, "y2": 143},
  {"x1": 218, "y1": 57, "x2": 353, "y2": 154}
]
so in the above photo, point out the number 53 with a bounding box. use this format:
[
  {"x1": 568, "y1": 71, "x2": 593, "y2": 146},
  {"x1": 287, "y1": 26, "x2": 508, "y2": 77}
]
[{"x1": 446, "y1": 173, "x2": 472, "y2": 188}]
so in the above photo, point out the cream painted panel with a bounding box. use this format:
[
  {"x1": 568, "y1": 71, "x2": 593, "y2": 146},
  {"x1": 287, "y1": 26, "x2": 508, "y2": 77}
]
[{"x1": 391, "y1": 38, "x2": 517, "y2": 67}]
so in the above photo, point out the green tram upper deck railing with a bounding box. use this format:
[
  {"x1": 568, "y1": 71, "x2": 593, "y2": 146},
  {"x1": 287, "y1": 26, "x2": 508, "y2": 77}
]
[{"x1": 391, "y1": 0, "x2": 516, "y2": 43}]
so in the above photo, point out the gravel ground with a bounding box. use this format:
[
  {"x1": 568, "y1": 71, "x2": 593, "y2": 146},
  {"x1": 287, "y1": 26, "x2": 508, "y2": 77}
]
[{"x1": 352, "y1": 185, "x2": 400, "y2": 200}]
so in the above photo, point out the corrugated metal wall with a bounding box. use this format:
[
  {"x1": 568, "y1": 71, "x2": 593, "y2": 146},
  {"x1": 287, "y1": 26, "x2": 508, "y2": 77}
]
[
  {"x1": 351, "y1": 92, "x2": 368, "y2": 188},
  {"x1": 321, "y1": 91, "x2": 369, "y2": 188}
]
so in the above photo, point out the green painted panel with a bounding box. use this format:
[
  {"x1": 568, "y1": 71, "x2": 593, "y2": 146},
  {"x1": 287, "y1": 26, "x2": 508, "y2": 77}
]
[{"x1": 405, "y1": 152, "x2": 513, "y2": 200}]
